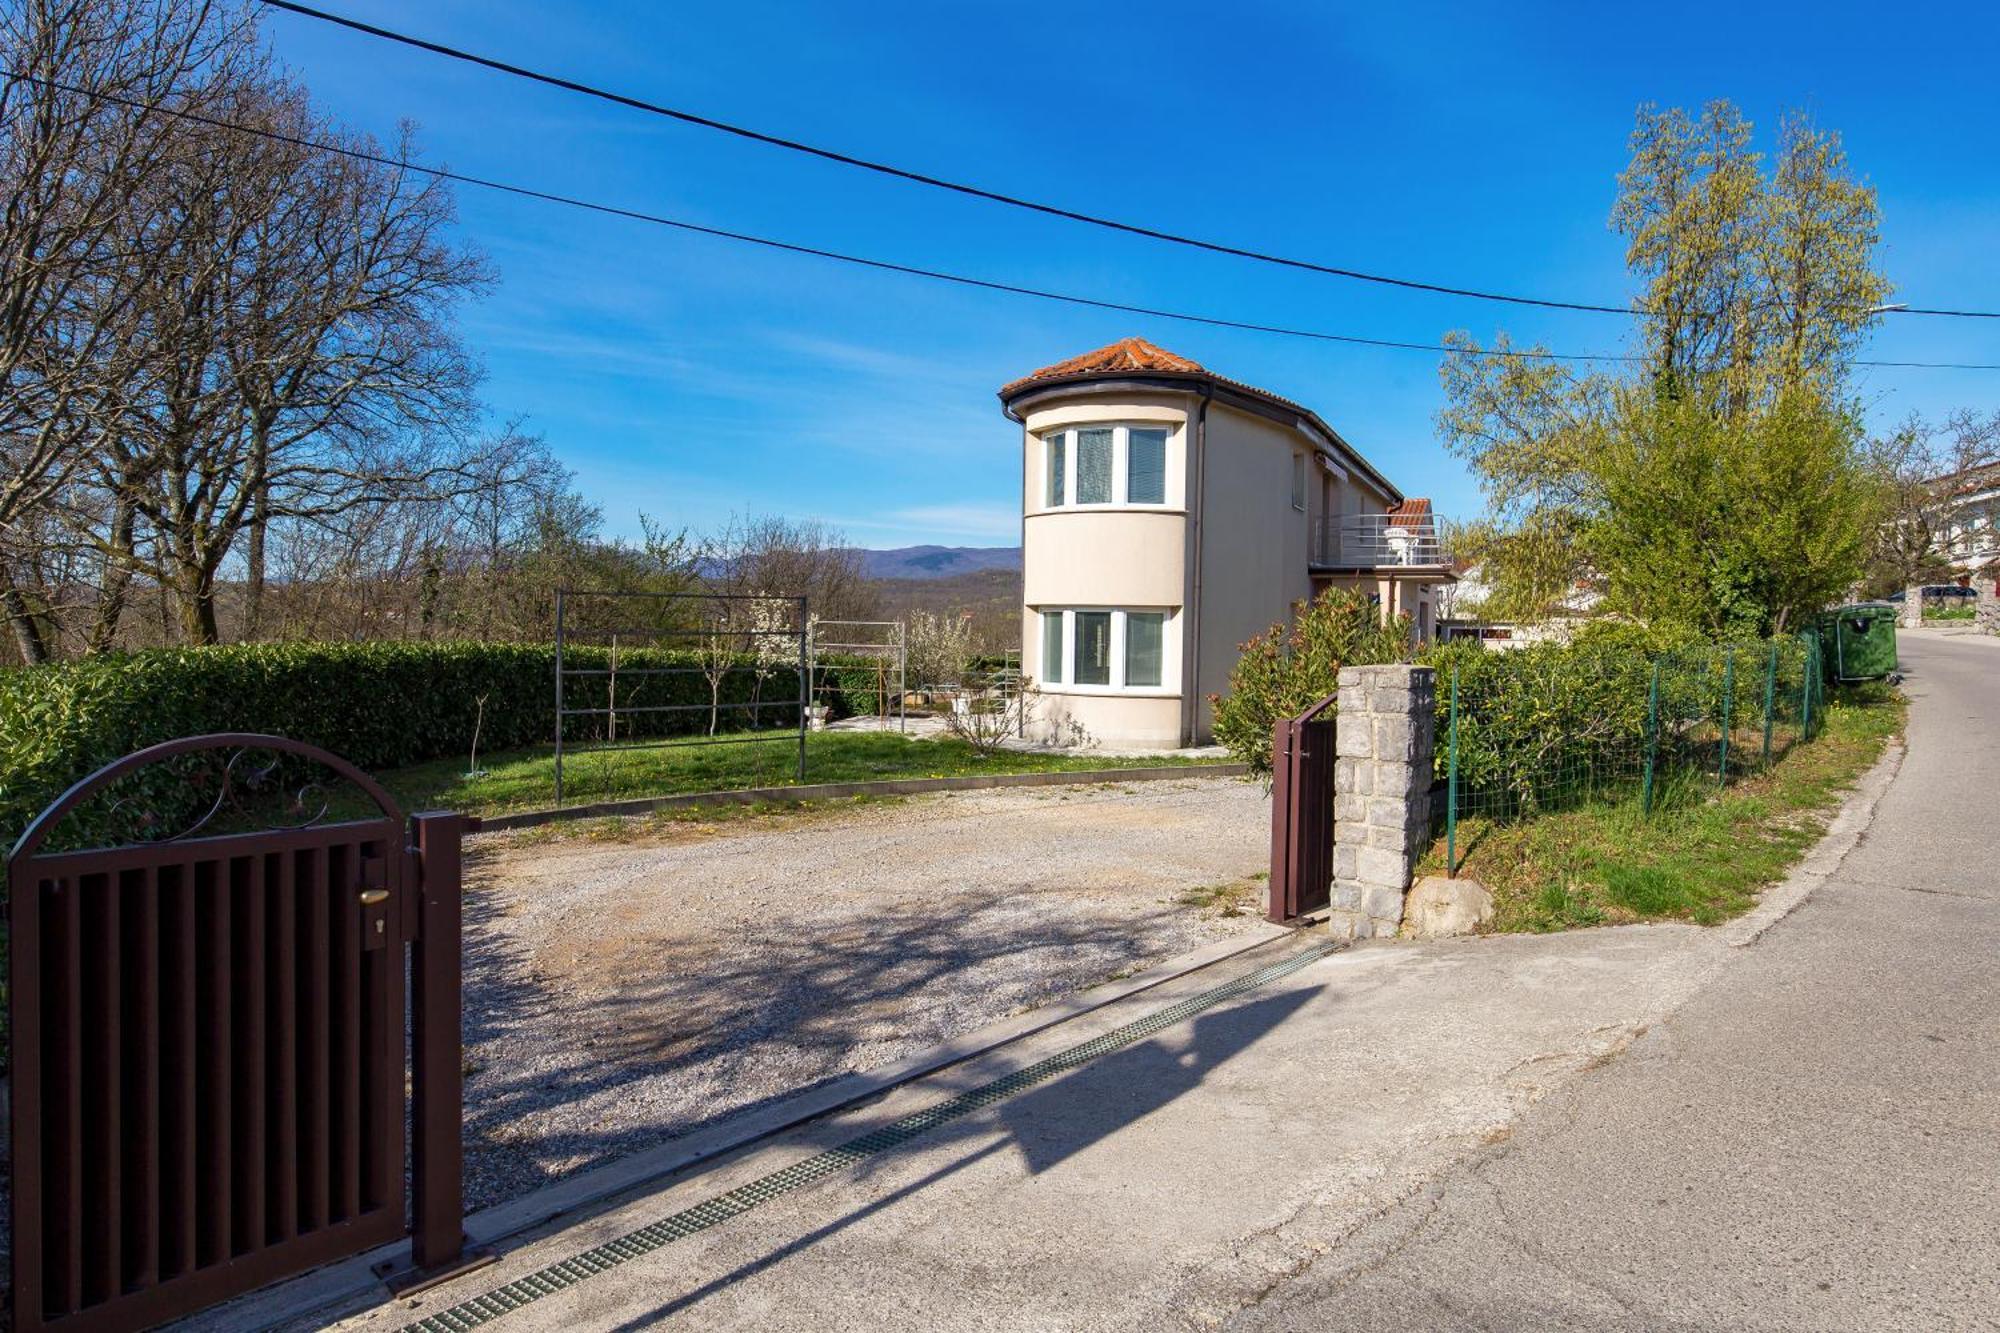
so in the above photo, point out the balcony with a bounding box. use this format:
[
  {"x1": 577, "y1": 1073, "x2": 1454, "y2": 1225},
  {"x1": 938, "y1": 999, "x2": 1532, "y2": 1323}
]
[{"x1": 1312, "y1": 514, "x2": 1450, "y2": 569}]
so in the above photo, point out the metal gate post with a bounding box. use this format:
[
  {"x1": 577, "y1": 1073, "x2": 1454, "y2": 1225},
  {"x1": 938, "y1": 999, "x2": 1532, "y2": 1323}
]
[{"x1": 410, "y1": 810, "x2": 469, "y2": 1273}]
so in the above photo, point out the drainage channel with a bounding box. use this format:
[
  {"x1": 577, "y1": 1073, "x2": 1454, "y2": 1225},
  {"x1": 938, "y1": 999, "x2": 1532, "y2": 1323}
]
[{"x1": 399, "y1": 936, "x2": 1344, "y2": 1332}]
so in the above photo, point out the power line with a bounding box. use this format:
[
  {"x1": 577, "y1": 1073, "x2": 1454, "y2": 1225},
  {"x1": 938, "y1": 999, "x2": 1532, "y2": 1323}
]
[
  {"x1": 18, "y1": 75, "x2": 2000, "y2": 373},
  {"x1": 257, "y1": 0, "x2": 2000, "y2": 324}
]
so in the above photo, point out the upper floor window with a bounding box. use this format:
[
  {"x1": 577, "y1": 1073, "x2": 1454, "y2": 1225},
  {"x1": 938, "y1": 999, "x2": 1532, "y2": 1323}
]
[{"x1": 1040, "y1": 425, "x2": 1172, "y2": 509}]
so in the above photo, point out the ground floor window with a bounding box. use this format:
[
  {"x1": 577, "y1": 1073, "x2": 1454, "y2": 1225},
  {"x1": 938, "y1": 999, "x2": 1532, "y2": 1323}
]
[{"x1": 1035, "y1": 607, "x2": 1174, "y2": 691}]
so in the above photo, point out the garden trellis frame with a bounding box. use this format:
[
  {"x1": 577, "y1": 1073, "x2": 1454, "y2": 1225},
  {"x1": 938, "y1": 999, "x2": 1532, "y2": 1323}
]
[
  {"x1": 808, "y1": 619, "x2": 907, "y2": 732},
  {"x1": 553, "y1": 588, "x2": 809, "y2": 807}
]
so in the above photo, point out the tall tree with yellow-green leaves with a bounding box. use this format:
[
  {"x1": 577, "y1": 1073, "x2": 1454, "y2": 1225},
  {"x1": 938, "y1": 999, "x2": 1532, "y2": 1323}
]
[{"x1": 1439, "y1": 101, "x2": 1891, "y2": 637}]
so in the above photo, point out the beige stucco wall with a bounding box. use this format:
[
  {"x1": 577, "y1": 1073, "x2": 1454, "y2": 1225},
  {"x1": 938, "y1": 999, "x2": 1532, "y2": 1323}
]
[
  {"x1": 1187, "y1": 402, "x2": 1321, "y2": 738},
  {"x1": 1022, "y1": 511, "x2": 1187, "y2": 608},
  {"x1": 1028, "y1": 690, "x2": 1184, "y2": 749}
]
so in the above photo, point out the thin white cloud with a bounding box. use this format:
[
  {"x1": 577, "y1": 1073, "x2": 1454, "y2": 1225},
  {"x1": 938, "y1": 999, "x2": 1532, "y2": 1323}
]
[{"x1": 833, "y1": 503, "x2": 1020, "y2": 543}]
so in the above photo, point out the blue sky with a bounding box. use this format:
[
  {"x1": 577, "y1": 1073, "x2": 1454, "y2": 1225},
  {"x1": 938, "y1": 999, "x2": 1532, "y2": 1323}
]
[{"x1": 264, "y1": 1, "x2": 2000, "y2": 547}]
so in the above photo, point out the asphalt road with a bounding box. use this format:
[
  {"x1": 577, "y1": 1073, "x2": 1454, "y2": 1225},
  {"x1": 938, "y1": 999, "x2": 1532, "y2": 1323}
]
[{"x1": 1228, "y1": 629, "x2": 2000, "y2": 1332}]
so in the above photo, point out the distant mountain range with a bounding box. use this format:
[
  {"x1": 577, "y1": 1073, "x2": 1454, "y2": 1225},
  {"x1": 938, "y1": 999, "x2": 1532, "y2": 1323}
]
[{"x1": 858, "y1": 545, "x2": 1022, "y2": 580}]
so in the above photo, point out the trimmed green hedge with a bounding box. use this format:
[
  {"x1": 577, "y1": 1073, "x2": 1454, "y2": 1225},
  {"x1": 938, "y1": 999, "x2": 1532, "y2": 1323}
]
[{"x1": 1, "y1": 640, "x2": 884, "y2": 849}]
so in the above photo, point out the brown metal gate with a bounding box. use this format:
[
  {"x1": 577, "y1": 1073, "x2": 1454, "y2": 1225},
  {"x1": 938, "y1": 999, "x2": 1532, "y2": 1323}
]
[
  {"x1": 6, "y1": 734, "x2": 470, "y2": 1332},
  {"x1": 1267, "y1": 693, "x2": 1337, "y2": 922}
]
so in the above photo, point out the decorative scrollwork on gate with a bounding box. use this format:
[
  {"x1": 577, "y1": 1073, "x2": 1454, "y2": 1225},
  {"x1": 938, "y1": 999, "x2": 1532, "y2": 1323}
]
[{"x1": 103, "y1": 744, "x2": 334, "y2": 843}]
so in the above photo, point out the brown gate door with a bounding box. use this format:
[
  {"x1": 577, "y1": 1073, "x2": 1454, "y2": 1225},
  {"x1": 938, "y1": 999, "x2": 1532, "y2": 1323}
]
[
  {"x1": 1267, "y1": 694, "x2": 1338, "y2": 922},
  {"x1": 6, "y1": 735, "x2": 454, "y2": 1333}
]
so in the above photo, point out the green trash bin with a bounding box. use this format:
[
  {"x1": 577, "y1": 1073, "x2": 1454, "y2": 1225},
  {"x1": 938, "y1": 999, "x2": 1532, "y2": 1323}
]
[{"x1": 1821, "y1": 602, "x2": 1900, "y2": 683}]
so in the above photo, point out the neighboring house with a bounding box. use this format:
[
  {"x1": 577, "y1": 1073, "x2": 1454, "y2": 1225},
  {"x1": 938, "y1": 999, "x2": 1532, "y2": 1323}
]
[
  {"x1": 1440, "y1": 561, "x2": 1602, "y2": 649},
  {"x1": 1932, "y1": 461, "x2": 2000, "y2": 574},
  {"x1": 998, "y1": 337, "x2": 1450, "y2": 747}
]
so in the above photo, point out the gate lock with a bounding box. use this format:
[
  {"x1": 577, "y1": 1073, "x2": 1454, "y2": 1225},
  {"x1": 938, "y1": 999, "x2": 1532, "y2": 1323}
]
[{"x1": 360, "y1": 853, "x2": 391, "y2": 951}]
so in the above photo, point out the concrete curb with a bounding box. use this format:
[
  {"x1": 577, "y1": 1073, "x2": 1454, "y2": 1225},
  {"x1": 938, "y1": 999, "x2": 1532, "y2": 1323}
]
[
  {"x1": 196, "y1": 919, "x2": 1300, "y2": 1332},
  {"x1": 1720, "y1": 735, "x2": 1906, "y2": 948},
  {"x1": 475, "y1": 763, "x2": 1250, "y2": 831}
]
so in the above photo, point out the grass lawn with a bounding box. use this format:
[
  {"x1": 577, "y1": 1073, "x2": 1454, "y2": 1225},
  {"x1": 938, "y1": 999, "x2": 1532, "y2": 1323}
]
[
  {"x1": 377, "y1": 727, "x2": 1231, "y2": 818},
  {"x1": 1417, "y1": 683, "x2": 1905, "y2": 933}
]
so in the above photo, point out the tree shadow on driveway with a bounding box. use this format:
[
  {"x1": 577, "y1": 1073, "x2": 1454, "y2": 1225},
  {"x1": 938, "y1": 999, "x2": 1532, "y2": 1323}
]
[
  {"x1": 454, "y1": 870, "x2": 1268, "y2": 1216},
  {"x1": 593, "y1": 981, "x2": 1325, "y2": 1330}
]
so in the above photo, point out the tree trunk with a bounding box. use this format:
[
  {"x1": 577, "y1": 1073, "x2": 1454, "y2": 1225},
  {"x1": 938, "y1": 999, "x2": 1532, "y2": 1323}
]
[
  {"x1": 173, "y1": 561, "x2": 222, "y2": 645},
  {"x1": 244, "y1": 480, "x2": 268, "y2": 640},
  {"x1": 0, "y1": 565, "x2": 50, "y2": 664},
  {"x1": 87, "y1": 490, "x2": 139, "y2": 654}
]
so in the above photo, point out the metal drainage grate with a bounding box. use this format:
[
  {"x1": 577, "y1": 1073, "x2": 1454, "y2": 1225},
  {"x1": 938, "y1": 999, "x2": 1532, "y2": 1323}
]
[{"x1": 402, "y1": 938, "x2": 1343, "y2": 1332}]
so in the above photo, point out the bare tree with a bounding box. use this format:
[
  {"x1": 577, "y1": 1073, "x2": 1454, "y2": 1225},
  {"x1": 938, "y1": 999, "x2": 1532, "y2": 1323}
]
[
  {"x1": 1865, "y1": 410, "x2": 2000, "y2": 595},
  {"x1": 98, "y1": 68, "x2": 488, "y2": 643},
  {"x1": 704, "y1": 513, "x2": 876, "y2": 621},
  {"x1": 0, "y1": 0, "x2": 251, "y2": 661}
]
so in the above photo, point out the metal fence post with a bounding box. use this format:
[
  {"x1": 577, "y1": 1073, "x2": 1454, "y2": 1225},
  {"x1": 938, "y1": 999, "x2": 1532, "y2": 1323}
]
[
  {"x1": 1808, "y1": 632, "x2": 1824, "y2": 736},
  {"x1": 1761, "y1": 640, "x2": 1778, "y2": 765},
  {"x1": 410, "y1": 810, "x2": 469, "y2": 1272},
  {"x1": 553, "y1": 587, "x2": 566, "y2": 807},
  {"x1": 796, "y1": 596, "x2": 809, "y2": 782},
  {"x1": 1446, "y1": 664, "x2": 1459, "y2": 877},
  {"x1": 1718, "y1": 646, "x2": 1735, "y2": 787},
  {"x1": 1641, "y1": 660, "x2": 1661, "y2": 816}
]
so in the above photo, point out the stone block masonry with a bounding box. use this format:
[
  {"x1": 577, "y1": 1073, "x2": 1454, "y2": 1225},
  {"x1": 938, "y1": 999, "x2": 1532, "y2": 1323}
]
[
  {"x1": 1330, "y1": 664, "x2": 1436, "y2": 939},
  {"x1": 1901, "y1": 584, "x2": 1925, "y2": 629},
  {"x1": 1978, "y1": 574, "x2": 2000, "y2": 637}
]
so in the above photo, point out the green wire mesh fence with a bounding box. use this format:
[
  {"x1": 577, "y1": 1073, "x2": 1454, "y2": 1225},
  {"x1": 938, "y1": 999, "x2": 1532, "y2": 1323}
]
[{"x1": 1443, "y1": 631, "x2": 1827, "y2": 876}]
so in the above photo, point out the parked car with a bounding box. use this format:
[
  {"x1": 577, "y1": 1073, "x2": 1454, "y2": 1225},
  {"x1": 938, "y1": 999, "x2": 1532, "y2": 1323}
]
[{"x1": 1884, "y1": 585, "x2": 1976, "y2": 602}]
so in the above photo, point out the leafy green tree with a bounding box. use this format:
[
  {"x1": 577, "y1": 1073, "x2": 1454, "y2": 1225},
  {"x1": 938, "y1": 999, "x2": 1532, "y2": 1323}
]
[
  {"x1": 1440, "y1": 100, "x2": 1890, "y2": 633},
  {"x1": 1211, "y1": 587, "x2": 1410, "y2": 775}
]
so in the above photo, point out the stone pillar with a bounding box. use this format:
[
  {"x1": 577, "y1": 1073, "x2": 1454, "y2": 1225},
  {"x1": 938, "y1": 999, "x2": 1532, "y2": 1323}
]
[
  {"x1": 1978, "y1": 574, "x2": 2000, "y2": 636},
  {"x1": 1900, "y1": 584, "x2": 1924, "y2": 628},
  {"x1": 1331, "y1": 664, "x2": 1437, "y2": 940}
]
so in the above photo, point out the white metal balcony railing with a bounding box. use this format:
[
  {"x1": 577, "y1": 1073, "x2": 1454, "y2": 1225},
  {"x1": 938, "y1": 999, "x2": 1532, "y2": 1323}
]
[{"x1": 1312, "y1": 514, "x2": 1449, "y2": 568}]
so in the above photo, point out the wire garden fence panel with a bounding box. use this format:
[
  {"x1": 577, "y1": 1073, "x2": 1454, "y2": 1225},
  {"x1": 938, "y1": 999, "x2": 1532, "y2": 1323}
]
[
  {"x1": 1442, "y1": 632, "x2": 1827, "y2": 876},
  {"x1": 553, "y1": 589, "x2": 809, "y2": 807},
  {"x1": 808, "y1": 620, "x2": 906, "y2": 732}
]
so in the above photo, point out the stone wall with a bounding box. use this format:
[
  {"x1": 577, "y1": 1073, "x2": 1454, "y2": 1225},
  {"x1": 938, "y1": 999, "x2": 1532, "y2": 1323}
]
[
  {"x1": 1979, "y1": 574, "x2": 2000, "y2": 636},
  {"x1": 1331, "y1": 664, "x2": 1436, "y2": 940},
  {"x1": 1900, "y1": 584, "x2": 1925, "y2": 629}
]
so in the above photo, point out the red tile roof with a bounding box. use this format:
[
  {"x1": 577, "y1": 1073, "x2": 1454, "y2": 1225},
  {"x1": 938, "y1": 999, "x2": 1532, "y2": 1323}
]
[
  {"x1": 999, "y1": 337, "x2": 1206, "y2": 396},
  {"x1": 1385, "y1": 498, "x2": 1432, "y2": 529}
]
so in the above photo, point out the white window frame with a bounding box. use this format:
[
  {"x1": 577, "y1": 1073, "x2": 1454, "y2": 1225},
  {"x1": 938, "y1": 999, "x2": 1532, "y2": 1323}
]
[
  {"x1": 1034, "y1": 607, "x2": 1177, "y2": 695},
  {"x1": 1036, "y1": 424, "x2": 1175, "y2": 511}
]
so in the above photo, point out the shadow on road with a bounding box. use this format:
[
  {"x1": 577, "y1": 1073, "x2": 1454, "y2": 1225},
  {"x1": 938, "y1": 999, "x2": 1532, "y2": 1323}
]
[{"x1": 594, "y1": 981, "x2": 1323, "y2": 1330}]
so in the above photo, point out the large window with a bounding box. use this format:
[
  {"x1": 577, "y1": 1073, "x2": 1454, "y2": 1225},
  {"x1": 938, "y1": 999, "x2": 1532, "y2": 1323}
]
[
  {"x1": 1037, "y1": 608, "x2": 1174, "y2": 692},
  {"x1": 1128, "y1": 428, "x2": 1167, "y2": 504},
  {"x1": 1039, "y1": 424, "x2": 1173, "y2": 508},
  {"x1": 1124, "y1": 612, "x2": 1163, "y2": 687},
  {"x1": 1072, "y1": 610, "x2": 1111, "y2": 684}
]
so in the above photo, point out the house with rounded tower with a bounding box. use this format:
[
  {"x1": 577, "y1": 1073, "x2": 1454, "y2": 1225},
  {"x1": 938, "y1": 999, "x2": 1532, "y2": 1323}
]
[{"x1": 999, "y1": 337, "x2": 1449, "y2": 748}]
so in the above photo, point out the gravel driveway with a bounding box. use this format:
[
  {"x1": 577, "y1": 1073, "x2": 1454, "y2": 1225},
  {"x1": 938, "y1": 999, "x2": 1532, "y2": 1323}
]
[{"x1": 457, "y1": 774, "x2": 1270, "y2": 1213}]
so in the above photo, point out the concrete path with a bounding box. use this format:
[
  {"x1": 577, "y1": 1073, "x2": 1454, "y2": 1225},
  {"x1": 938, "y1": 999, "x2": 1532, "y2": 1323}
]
[
  {"x1": 1230, "y1": 630, "x2": 2000, "y2": 1331},
  {"x1": 324, "y1": 636, "x2": 1989, "y2": 1333}
]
